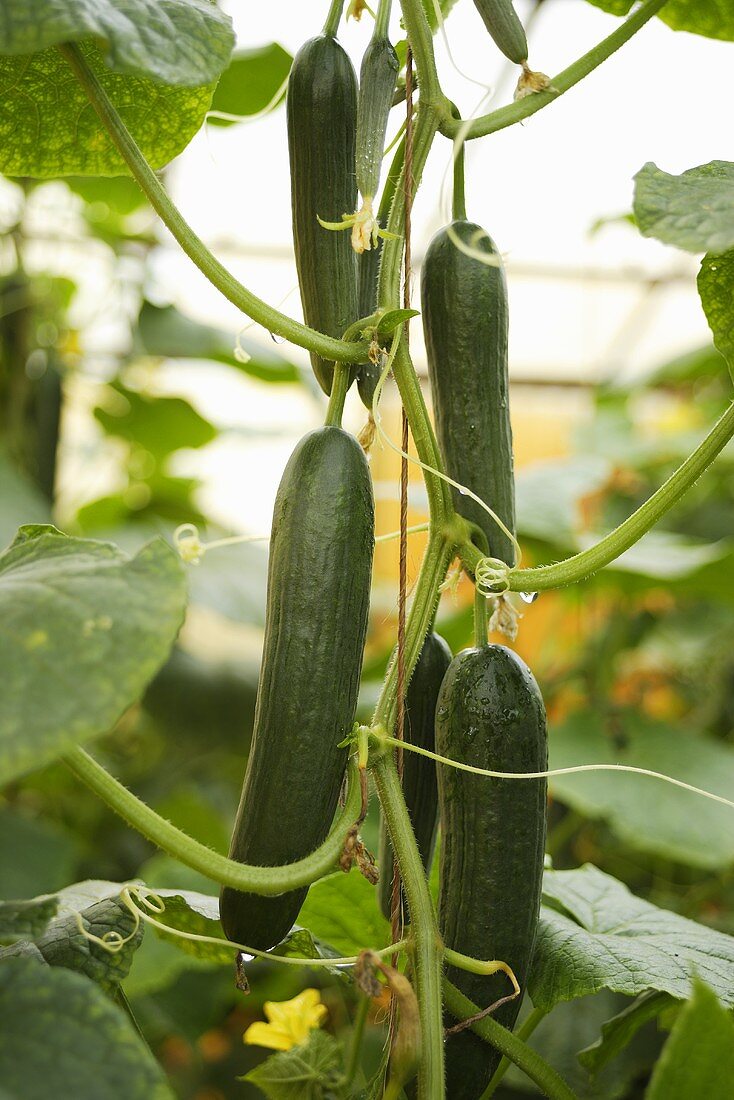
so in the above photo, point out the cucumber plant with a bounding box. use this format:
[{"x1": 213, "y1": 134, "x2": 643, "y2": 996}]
[{"x1": 2, "y1": 1, "x2": 734, "y2": 1099}]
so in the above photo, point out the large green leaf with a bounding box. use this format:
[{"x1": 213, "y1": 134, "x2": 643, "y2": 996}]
[
  {"x1": 209, "y1": 44, "x2": 292, "y2": 126},
  {"x1": 24, "y1": 896, "x2": 143, "y2": 993},
  {"x1": 95, "y1": 381, "x2": 217, "y2": 457},
  {"x1": 244, "y1": 1030, "x2": 344, "y2": 1100},
  {"x1": 549, "y1": 711, "x2": 734, "y2": 869},
  {"x1": 585, "y1": 1, "x2": 734, "y2": 40},
  {"x1": 297, "y1": 871, "x2": 390, "y2": 958},
  {"x1": 579, "y1": 991, "x2": 678, "y2": 1076},
  {"x1": 0, "y1": 896, "x2": 58, "y2": 942},
  {"x1": 646, "y1": 980, "x2": 734, "y2": 1098},
  {"x1": 0, "y1": 525, "x2": 187, "y2": 784},
  {"x1": 0, "y1": 43, "x2": 221, "y2": 177},
  {"x1": 0, "y1": 957, "x2": 173, "y2": 1099},
  {"x1": 0, "y1": 0, "x2": 233, "y2": 85},
  {"x1": 633, "y1": 162, "x2": 734, "y2": 254},
  {"x1": 135, "y1": 301, "x2": 300, "y2": 384},
  {"x1": 530, "y1": 865, "x2": 734, "y2": 1011},
  {"x1": 698, "y1": 251, "x2": 734, "y2": 382}
]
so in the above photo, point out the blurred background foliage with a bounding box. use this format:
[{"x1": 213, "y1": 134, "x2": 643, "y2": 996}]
[{"x1": 2, "y1": 30, "x2": 734, "y2": 1100}]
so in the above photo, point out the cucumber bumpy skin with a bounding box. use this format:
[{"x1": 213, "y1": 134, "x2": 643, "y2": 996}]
[
  {"x1": 472, "y1": 0, "x2": 528, "y2": 65},
  {"x1": 437, "y1": 643, "x2": 547, "y2": 1098},
  {"x1": 287, "y1": 35, "x2": 359, "y2": 395},
  {"x1": 421, "y1": 220, "x2": 516, "y2": 566},
  {"x1": 220, "y1": 427, "x2": 374, "y2": 951},
  {"x1": 356, "y1": 34, "x2": 400, "y2": 205},
  {"x1": 377, "y1": 631, "x2": 453, "y2": 920}
]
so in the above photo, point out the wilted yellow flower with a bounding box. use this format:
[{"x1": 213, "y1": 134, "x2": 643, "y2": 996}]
[{"x1": 243, "y1": 989, "x2": 328, "y2": 1052}]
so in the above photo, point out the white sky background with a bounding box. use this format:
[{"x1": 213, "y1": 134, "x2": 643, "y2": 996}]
[{"x1": 60, "y1": 2, "x2": 734, "y2": 531}]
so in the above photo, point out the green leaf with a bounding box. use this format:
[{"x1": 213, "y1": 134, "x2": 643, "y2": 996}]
[
  {"x1": 209, "y1": 44, "x2": 292, "y2": 126},
  {"x1": 149, "y1": 891, "x2": 233, "y2": 964},
  {"x1": 530, "y1": 865, "x2": 734, "y2": 1011},
  {"x1": 95, "y1": 381, "x2": 217, "y2": 456},
  {"x1": 579, "y1": 991, "x2": 677, "y2": 1076},
  {"x1": 65, "y1": 175, "x2": 148, "y2": 215},
  {"x1": 0, "y1": 808, "x2": 80, "y2": 900},
  {"x1": 420, "y1": 0, "x2": 461, "y2": 33},
  {"x1": 646, "y1": 981, "x2": 734, "y2": 1098},
  {"x1": 633, "y1": 162, "x2": 734, "y2": 254},
  {"x1": 297, "y1": 871, "x2": 390, "y2": 958},
  {"x1": 0, "y1": 526, "x2": 187, "y2": 784},
  {"x1": 0, "y1": 896, "x2": 58, "y2": 942},
  {"x1": 585, "y1": 0, "x2": 734, "y2": 40},
  {"x1": 376, "y1": 308, "x2": 420, "y2": 336},
  {"x1": 549, "y1": 711, "x2": 734, "y2": 869},
  {"x1": 0, "y1": 0, "x2": 234, "y2": 86},
  {"x1": 0, "y1": 41, "x2": 219, "y2": 177},
  {"x1": 0, "y1": 957, "x2": 173, "y2": 1099},
  {"x1": 243, "y1": 1030, "x2": 344, "y2": 1100},
  {"x1": 135, "y1": 302, "x2": 300, "y2": 384},
  {"x1": 32, "y1": 896, "x2": 144, "y2": 993},
  {"x1": 698, "y1": 251, "x2": 734, "y2": 382}
]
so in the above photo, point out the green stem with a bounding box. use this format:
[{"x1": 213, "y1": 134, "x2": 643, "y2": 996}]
[
  {"x1": 461, "y1": 401, "x2": 734, "y2": 592},
  {"x1": 394, "y1": 340, "x2": 453, "y2": 521},
  {"x1": 344, "y1": 995, "x2": 370, "y2": 1087},
  {"x1": 481, "y1": 1007, "x2": 549, "y2": 1099},
  {"x1": 64, "y1": 746, "x2": 361, "y2": 894},
  {"x1": 325, "y1": 362, "x2": 350, "y2": 426},
  {"x1": 373, "y1": 533, "x2": 454, "y2": 734},
  {"x1": 375, "y1": 0, "x2": 392, "y2": 38},
  {"x1": 452, "y1": 132, "x2": 467, "y2": 222},
  {"x1": 474, "y1": 585, "x2": 489, "y2": 647},
  {"x1": 374, "y1": 755, "x2": 444, "y2": 1099},
  {"x1": 398, "y1": 0, "x2": 445, "y2": 104},
  {"x1": 443, "y1": 981, "x2": 577, "y2": 1100},
  {"x1": 323, "y1": 0, "x2": 345, "y2": 36},
  {"x1": 58, "y1": 43, "x2": 366, "y2": 367},
  {"x1": 440, "y1": 0, "x2": 669, "y2": 140}
]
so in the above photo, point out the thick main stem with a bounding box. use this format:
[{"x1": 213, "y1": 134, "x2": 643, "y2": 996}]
[
  {"x1": 58, "y1": 43, "x2": 367, "y2": 367},
  {"x1": 64, "y1": 746, "x2": 362, "y2": 894},
  {"x1": 461, "y1": 401, "x2": 734, "y2": 592},
  {"x1": 374, "y1": 754, "x2": 445, "y2": 1099}
]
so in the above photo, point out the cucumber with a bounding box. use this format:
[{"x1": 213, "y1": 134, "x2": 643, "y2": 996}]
[
  {"x1": 287, "y1": 35, "x2": 359, "y2": 395},
  {"x1": 472, "y1": 0, "x2": 528, "y2": 65},
  {"x1": 421, "y1": 219, "x2": 516, "y2": 566},
  {"x1": 437, "y1": 643, "x2": 547, "y2": 1097},
  {"x1": 220, "y1": 427, "x2": 374, "y2": 951},
  {"x1": 356, "y1": 32, "x2": 399, "y2": 206},
  {"x1": 378, "y1": 631, "x2": 453, "y2": 920}
]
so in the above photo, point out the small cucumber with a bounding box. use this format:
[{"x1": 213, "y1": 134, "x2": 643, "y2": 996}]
[
  {"x1": 287, "y1": 35, "x2": 359, "y2": 395},
  {"x1": 220, "y1": 427, "x2": 374, "y2": 951},
  {"x1": 356, "y1": 32, "x2": 399, "y2": 205},
  {"x1": 437, "y1": 643, "x2": 548, "y2": 1097},
  {"x1": 421, "y1": 219, "x2": 516, "y2": 565},
  {"x1": 378, "y1": 631, "x2": 453, "y2": 920},
  {"x1": 472, "y1": 0, "x2": 528, "y2": 65}
]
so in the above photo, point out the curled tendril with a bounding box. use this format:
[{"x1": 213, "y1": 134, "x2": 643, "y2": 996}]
[{"x1": 475, "y1": 556, "x2": 511, "y2": 596}]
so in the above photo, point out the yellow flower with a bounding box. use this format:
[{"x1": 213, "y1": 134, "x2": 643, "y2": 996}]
[{"x1": 243, "y1": 989, "x2": 328, "y2": 1052}]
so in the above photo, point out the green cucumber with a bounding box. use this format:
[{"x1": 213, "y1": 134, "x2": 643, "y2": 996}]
[
  {"x1": 378, "y1": 631, "x2": 453, "y2": 920},
  {"x1": 437, "y1": 643, "x2": 548, "y2": 1097},
  {"x1": 287, "y1": 35, "x2": 359, "y2": 395},
  {"x1": 421, "y1": 219, "x2": 516, "y2": 565},
  {"x1": 356, "y1": 30, "x2": 399, "y2": 205},
  {"x1": 220, "y1": 427, "x2": 374, "y2": 951},
  {"x1": 472, "y1": 0, "x2": 528, "y2": 65}
]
